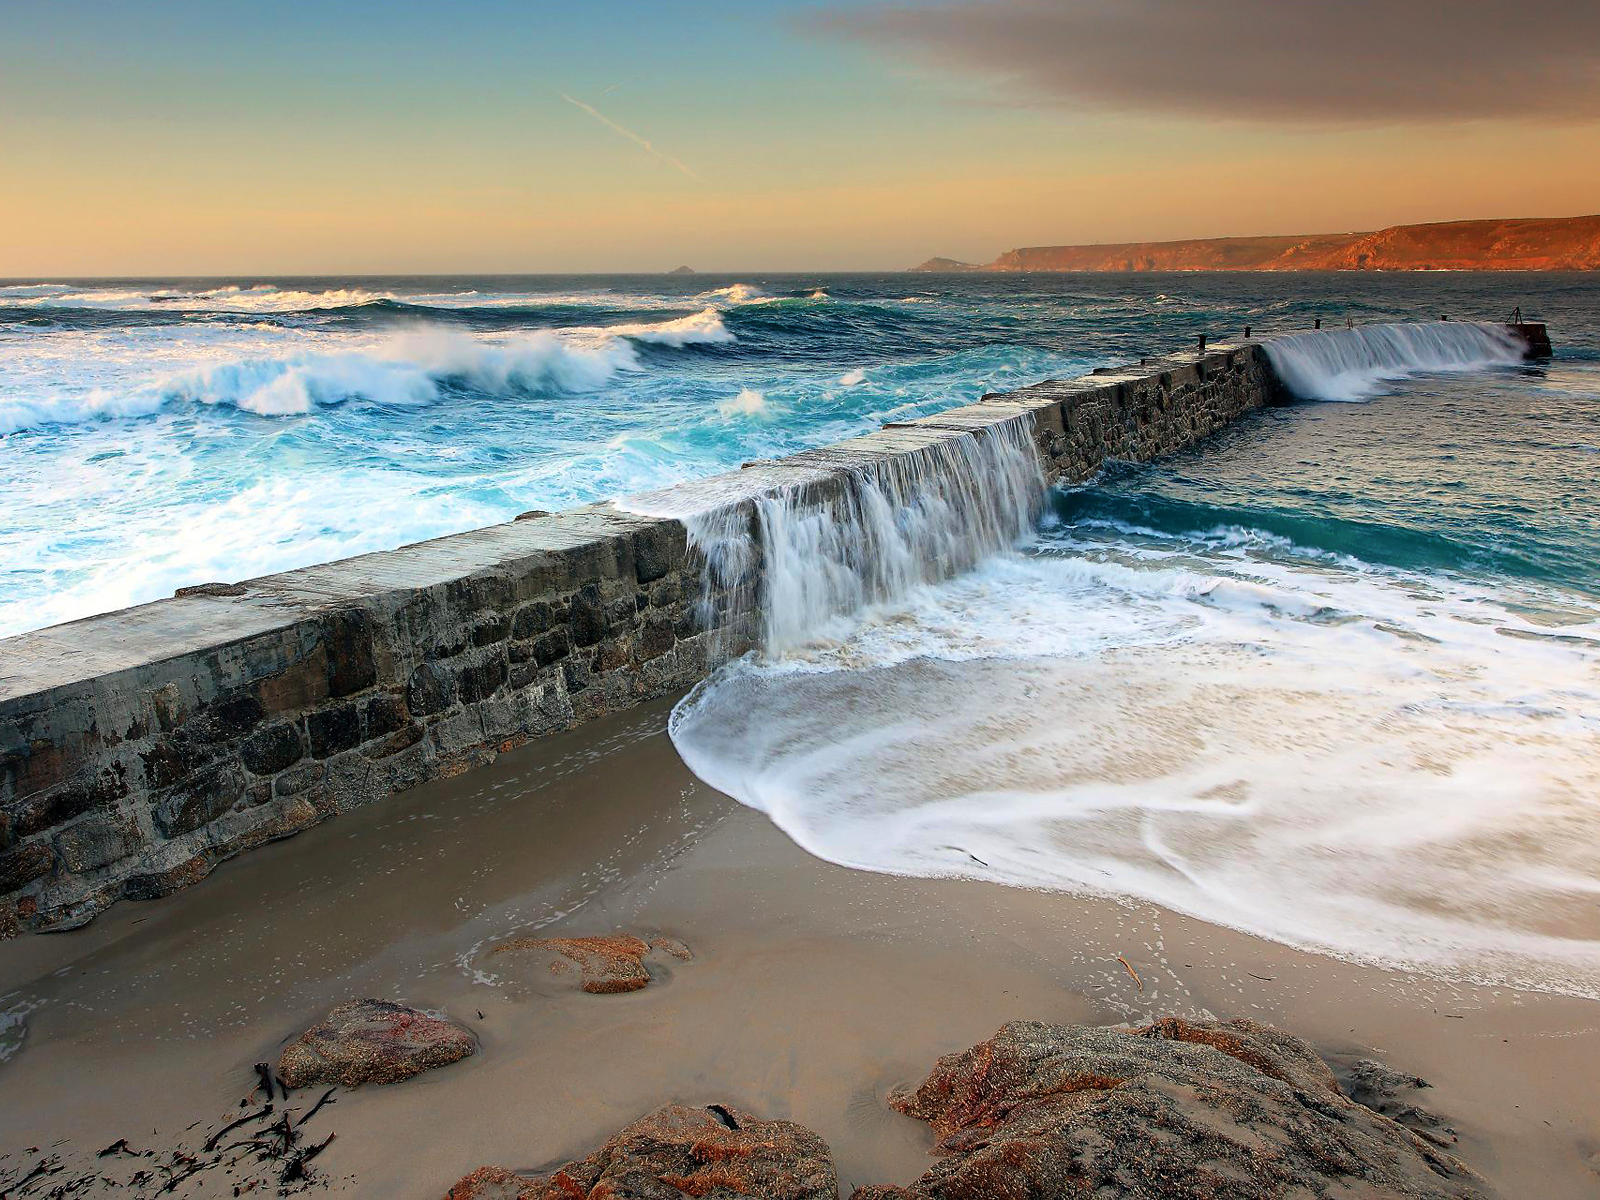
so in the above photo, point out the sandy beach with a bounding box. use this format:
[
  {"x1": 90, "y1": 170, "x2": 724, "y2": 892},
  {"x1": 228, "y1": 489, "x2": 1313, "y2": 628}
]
[{"x1": 2, "y1": 696, "x2": 1596, "y2": 1197}]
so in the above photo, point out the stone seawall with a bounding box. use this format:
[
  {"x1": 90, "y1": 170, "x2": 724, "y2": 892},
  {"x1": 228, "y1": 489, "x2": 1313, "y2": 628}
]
[{"x1": 0, "y1": 329, "x2": 1502, "y2": 934}]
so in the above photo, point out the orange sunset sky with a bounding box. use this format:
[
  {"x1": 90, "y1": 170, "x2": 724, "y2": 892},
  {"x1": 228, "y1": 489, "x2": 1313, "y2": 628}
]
[{"x1": 4, "y1": 0, "x2": 1598, "y2": 274}]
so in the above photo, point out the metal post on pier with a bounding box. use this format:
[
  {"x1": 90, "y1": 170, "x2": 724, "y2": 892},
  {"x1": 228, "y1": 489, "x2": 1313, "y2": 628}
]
[
  {"x1": 1314, "y1": 318, "x2": 1321, "y2": 330},
  {"x1": 1243, "y1": 325, "x2": 1251, "y2": 339},
  {"x1": 1197, "y1": 334, "x2": 1206, "y2": 354}
]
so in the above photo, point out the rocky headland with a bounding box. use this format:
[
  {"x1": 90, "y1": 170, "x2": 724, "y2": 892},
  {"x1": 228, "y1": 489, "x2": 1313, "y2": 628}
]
[{"x1": 915, "y1": 214, "x2": 1600, "y2": 273}]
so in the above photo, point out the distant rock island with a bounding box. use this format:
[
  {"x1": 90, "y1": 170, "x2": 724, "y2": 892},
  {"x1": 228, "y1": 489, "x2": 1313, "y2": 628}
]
[
  {"x1": 668, "y1": 265, "x2": 696, "y2": 275},
  {"x1": 915, "y1": 214, "x2": 1600, "y2": 273}
]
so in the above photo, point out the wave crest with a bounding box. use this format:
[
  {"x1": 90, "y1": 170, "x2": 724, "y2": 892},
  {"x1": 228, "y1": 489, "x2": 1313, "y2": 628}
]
[{"x1": 0, "y1": 310, "x2": 737, "y2": 430}]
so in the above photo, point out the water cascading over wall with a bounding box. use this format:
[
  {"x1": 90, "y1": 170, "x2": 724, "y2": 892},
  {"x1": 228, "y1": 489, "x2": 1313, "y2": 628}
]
[
  {"x1": 641, "y1": 417, "x2": 1045, "y2": 661},
  {"x1": 0, "y1": 325, "x2": 1542, "y2": 932},
  {"x1": 1263, "y1": 320, "x2": 1528, "y2": 402}
]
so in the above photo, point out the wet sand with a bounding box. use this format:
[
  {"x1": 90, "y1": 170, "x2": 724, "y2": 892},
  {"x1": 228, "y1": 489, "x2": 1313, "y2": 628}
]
[{"x1": 1, "y1": 698, "x2": 1597, "y2": 1197}]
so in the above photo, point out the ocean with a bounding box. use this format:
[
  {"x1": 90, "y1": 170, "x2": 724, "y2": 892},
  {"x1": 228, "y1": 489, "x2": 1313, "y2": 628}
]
[{"x1": 4, "y1": 271, "x2": 1597, "y2": 997}]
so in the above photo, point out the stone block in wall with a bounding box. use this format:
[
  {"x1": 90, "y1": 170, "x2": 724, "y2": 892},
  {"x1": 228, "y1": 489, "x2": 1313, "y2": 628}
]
[
  {"x1": 455, "y1": 652, "x2": 509, "y2": 706},
  {"x1": 640, "y1": 614, "x2": 675, "y2": 661},
  {"x1": 307, "y1": 703, "x2": 362, "y2": 759},
  {"x1": 187, "y1": 694, "x2": 266, "y2": 744},
  {"x1": 647, "y1": 575, "x2": 681, "y2": 608},
  {"x1": 240, "y1": 722, "x2": 304, "y2": 776},
  {"x1": 569, "y1": 583, "x2": 611, "y2": 647},
  {"x1": 122, "y1": 853, "x2": 211, "y2": 903},
  {"x1": 154, "y1": 763, "x2": 245, "y2": 839},
  {"x1": 140, "y1": 736, "x2": 217, "y2": 792},
  {"x1": 0, "y1": 842, "x2": 53, "y2": 893},
  {"x1": 206, "y1": 794, "x2": 320, "y2": 861},
  {"x1": 54, "y1": 812, "x2": 143, "y2": 873},
  {"x1": 594, "y1": 637, "x2": 632, "y2": 673},
  {"x1": 361, "y1": 694, "x2": 410, "y2": 739},
  {"x1": 366, "y1": 723, "x2": 424, "y2": 759},
  {"x1": 320, "y1": 608, "x2": 379, "y2": 697},
  {"x1": 2, "y1": 738, "x2": 71, "y2": 803},
  {"x1": 633, "y1": 522, "x2": 681, "y2": 584},
  {"x1": 407, "y1": 662, "x2": 455, "y2": 716},
  {"x1": 429, "y1": 707, "x2": 489, "y2": 761},
  {"x1": 471, "y1": 612, "x2": 510, "y2": 647},
  {"x1": 510, "y1": 598, "x2": 565, "y2": 641},
  {"x1": 15, "y1": 765, "x2": 128, "y2": 838},
  {"x1": 274, "y1": 761, "x2": 325, "y2": 798},
  {"x1": 254, "y1": 645, "x2": 333, "y2": 713},
  {"x1": 561, "y1": 656, "x2": 592, "y2": 693}
]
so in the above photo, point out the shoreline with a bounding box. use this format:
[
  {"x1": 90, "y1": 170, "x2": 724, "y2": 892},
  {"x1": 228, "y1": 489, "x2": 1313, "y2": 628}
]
[{"x1": 3, "y1": 697, "x2": 1596, "y2": 1197}]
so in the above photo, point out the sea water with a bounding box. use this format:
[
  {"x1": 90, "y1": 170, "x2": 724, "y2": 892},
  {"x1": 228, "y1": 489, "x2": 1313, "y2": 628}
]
[{"x1": 4, "y1": 272, "x2": 1597, "y2": 996}]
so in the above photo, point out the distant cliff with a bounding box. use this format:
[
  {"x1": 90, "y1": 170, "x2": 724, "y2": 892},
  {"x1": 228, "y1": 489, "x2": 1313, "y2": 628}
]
[{"x1": 915, "y1": 215, "x2": 1600, "y2": 273}]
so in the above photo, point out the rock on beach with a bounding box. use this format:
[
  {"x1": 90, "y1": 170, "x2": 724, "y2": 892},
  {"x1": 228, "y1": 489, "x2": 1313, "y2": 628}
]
[
  {"x1": 278, "y1": 999, "x2": 476, "y2": 1089},
  {"x1": 447, "y1": 1102, "x2": 839, "y2": 1199}
]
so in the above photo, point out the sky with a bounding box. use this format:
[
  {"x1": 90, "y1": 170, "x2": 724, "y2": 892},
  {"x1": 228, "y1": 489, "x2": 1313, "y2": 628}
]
[{"x1": 3, "y1": 0, "x2": 1597, "y2": 274}]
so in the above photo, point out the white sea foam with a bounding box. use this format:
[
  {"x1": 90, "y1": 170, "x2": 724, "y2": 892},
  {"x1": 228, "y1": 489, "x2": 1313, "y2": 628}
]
[
  {"x1": 672, "y1": 527, "x2": 1600, "y2": 997},
  {"x1": 0, "y1": 283, "x2": 391, "y2": 312},
  {"x1": 696, "y1": 283, "x2": 771, "y2": 306},
  {"x1": 717, "y1": 388, "x2": 770, "y2": 418},
  {"x1": 1264, "y1": 320, "x2": 1527, "y2": 401},
  {"x1": 613, "y1": 306, "x2": 733, "y2": 346},
  {"x1": 0, "y1": 460, "x2": 515, "y2": 637},
  {"x1": 839, "y1": 368, "x2": 867, "y2": 386}
]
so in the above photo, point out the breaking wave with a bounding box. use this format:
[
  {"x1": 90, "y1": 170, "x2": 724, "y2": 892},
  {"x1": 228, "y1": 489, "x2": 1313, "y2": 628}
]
[{"x1": 0, "y1": 310, "x2": 733, "y2": 430}]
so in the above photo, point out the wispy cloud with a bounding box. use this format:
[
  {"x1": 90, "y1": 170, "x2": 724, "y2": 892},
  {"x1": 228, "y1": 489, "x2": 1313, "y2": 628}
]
[
  {"x1": 560, "y1": 92, "x2": 700, "y2": 181},
  {"x1": 810, "y1": 0, "x2": 1600, "y2": 125}
]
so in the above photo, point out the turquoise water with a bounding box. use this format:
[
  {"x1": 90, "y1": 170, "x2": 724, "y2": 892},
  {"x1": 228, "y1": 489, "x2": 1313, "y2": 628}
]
[{"x1": 2, "y1": 273, "x2": 1594, "y2": 635}]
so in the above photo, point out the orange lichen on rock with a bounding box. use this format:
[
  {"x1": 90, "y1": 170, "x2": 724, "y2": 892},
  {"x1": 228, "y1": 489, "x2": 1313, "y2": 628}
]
[
  {"x1": 868, "y1": 1019, "x2": 1489, "y2": 1200},
  {"x1": 1135, "y1": 1014, "x2": 1342, "y2": 1096},
  {"x1": 278, "y1": 999, "x2": 475, "y2": 1089},
  {"x1": 445, "y1": 1104, "x2": 837, "y2": 1199},
  {"x1": 489, "y1": 933, "x2": 691, "y2": 994}
]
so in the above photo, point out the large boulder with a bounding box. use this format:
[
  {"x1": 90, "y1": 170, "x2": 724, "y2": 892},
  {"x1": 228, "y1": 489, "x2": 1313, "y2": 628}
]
[
  {"x1": 489, "y1": 933, "x2": 691, "y2": 994},
  {"x1": 278, "y1": 999, "x2": 475, "y2": 1088},
  {"x1": 852, "y1": 1017, "x2": 1491, "y2": 1200},
  {"x1": 447, "y1": 1103, "x2": 838, "y2": 1199}
]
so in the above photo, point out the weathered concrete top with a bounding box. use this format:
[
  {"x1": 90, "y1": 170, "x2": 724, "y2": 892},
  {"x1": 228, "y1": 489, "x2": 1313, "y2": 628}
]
[{"x1": 0, "y1": 506, "x2": 676, "y2": 706}]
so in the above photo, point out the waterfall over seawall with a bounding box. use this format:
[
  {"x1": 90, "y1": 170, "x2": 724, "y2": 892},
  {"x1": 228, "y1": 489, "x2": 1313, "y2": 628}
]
[
  {"x1": 1263, "y1": 320, "x2": 1528, "y2": 402},
  {"x1": 678, "y1": 419, "x2": 1045, "y2": 659}
]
